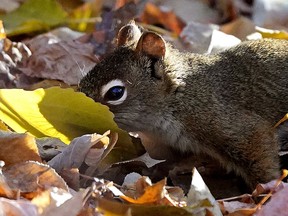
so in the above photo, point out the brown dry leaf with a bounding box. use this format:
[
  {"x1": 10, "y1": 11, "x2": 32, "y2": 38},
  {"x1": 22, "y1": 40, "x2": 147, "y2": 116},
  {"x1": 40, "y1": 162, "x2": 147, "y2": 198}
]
[
  {"x1": 187, "y1": 168, "x2": 222, "y2": 215},
  {"x1": 219, "y1": 200, "x2": 256, "y2": 215},
  {"x1": 20, "y1": 33, "x2": 98, "y2": 85},
  {"x1": 150, "y1": 0, "x2": 219, "y2": 25},
  {"x1": 122, "y1": 175, "x2": 152, "y2": 199},
  {"x1": 140, "y1": 2, "x2": 185, "y2": 35},
  {"x1": 214, "y1": 0, "x2": 238, "y2": 23},
  {"x1": 120, "y1": 178, "x2": 167, "y2": 204},
  {"x1": 0, "y1": 162, "x2": 14, "y2": 199},
  {"x1": 252, "y1": 0, "x2": 288, "y2": 30},
  {"x1": 58, "y1": 168, "x2": 80, "y2": 191},
  {"x1": 180, "y1": 21, "x2": 240, "y2": 54},
  {"x1": 255, "y1": 185, "x2": 288, "y2": 216},
  {"x1": 227, "y1": 207, "x2": 256, "y2": 216},
  {"x1": 98, "y1": 196, "x2": 193, "y2": 216},
  {"x1": 252, "y1": 180, "x2": 288, "y2": 197},
  {"x1": 31, "y1": 187, "x2": 88, "y2": 216},
  {"x1": 0, "y1": 197, "x2": 38, "y2": 216},
  {"x1": 79, "y1": 0, "x2": 146, "y2": 57},
  {"x1": 220, "y1": 16, "x2": 256, "y2": 40},
  {"x1": 3, "y1": 161, "x2": 68, "y2": 199},
  {"x1": 48, "y1": 131, "x2": 116, "y2": 174},
  {"x1": 0, "y1": 38, "x2": 31, "y2": 88},
  {"x1": 0, "y1": 132, "x2": 41, "y2": 165}
]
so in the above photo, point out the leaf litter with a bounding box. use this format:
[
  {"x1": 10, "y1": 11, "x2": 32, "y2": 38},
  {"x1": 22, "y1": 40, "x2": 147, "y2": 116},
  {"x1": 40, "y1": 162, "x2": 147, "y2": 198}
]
[{"x1": 0, "y1": 0, "x2": 288, "y2": 215}]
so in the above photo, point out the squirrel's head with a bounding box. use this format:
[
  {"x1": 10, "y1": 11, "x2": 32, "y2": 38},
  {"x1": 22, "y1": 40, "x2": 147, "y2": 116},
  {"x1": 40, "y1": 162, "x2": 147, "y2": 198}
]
[{"x1": 79, "y1": 21, "x2": 180, "y2": 133}]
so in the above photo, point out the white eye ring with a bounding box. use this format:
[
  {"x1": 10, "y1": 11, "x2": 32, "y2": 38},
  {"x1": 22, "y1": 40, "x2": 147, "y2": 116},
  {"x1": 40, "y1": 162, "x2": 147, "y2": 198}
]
[{"x1": 100, "y1": 79, "x2": 127, "y2": 105}]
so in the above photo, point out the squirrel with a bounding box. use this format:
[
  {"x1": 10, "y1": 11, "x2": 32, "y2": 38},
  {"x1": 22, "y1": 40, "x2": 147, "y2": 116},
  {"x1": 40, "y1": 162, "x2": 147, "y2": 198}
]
[{"x1": 79, "y1": 21, "x2": 288, "y2": 188}]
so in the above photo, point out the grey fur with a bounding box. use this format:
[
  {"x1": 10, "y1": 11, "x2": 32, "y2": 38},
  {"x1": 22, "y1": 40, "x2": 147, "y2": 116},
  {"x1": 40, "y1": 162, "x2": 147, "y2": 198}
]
[{"x1": 79, "y1": 27, "x2": 288, "y2": 188}]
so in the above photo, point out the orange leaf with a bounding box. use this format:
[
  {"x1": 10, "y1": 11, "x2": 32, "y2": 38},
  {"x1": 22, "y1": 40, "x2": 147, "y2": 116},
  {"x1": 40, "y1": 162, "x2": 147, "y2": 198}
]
[
  {"x1": 0, "y1": 133, "x2": 41, "y2": 165},
  {"x1": 120, "y1": 178, "x2": 166, "y2": 204},
  {"x1": 3, "y1": 161, "x2": 68, "y2": 199},
  {"x1": 140, "y1": 2, "x2": 185, "y2": 35}
]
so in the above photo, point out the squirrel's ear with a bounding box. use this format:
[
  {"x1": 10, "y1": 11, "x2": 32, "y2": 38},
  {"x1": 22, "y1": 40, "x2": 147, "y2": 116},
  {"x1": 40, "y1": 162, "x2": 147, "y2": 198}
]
[
  {"x1": 117, "y1": 20, "x2": 142, "y2": 47},
  {"x1": 136, "y1": 31, "x2": 166, "y2": 59}
]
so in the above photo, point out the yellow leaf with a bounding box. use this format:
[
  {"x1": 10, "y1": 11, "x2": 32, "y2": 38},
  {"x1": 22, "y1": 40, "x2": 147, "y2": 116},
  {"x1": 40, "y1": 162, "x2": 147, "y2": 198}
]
[
  {"x1": 0, "y1": 0, "x2": 67, "y2": 36},
  {"x1": 0, "y1": 20, "x2": 6, "y2": 39},
  {"x1": 0, "y1": 120, "x2": 9, "y2": 131},
  {"x1": 256, "y1": 26, "x2": 288, "y2": 40},
  {"x1": 97, "y1": 197, "x2": 193, "y2": 216},
  {"x1": 0, "y1": 87, "x2": 136, "y2": 161}
]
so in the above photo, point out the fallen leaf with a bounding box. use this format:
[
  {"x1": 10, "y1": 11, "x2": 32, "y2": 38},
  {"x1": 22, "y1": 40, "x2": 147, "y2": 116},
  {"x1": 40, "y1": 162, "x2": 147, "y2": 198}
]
[
  {"x1": 255, "y1": 186, "x2": 288, "y2": 216},
  {"x1": 68, "y1": 0, "x2": 103, "y2": 32},
  {"x1": 207, "y1": 29, "x2": 241, "y2": 54},
  {"x1": 31, "y1": 187, "x2": 88, "y2": 216},
  {"x1": 80, "y1": 0, "x2": 147, "y2": 57},
  {"x1": 81, "y1": 132, "x2": 119, "y2": 181},
  {"x1": 149, "y1": 0, "x2": 219, "y2": 25},
  {"x1": 36, "y1": 136, "x2": 66, "y2": 161},
  {"x1": 0, "y1": 87, "x2": 137, "y2": 168},
  {"x1": 122, "y1": 172, "x2": 143, "y2": 197},
  {"x1": 3, "y1": 161, "x2": 68, "y2": 197},
  {"x1": 57, "y1": 168, "x2": 80, "y2": 191},
  {"x1": 140, "y1": 2, "x2": 185, "y2": 35},
  {"x1": 122, "y1": 175, "x2": 152, "y2": 200},
  {"x1": 252, "y1": 0, "x2": 288, "y2": 30},
  {"x1": 0, "y1": 38, "x2": 32, "y2": 88},
  {"x1": 0, "y1": 88, "x2": 128, "y2": 142},
  {"x1": 220, "y1": 16, "x2": 256, "y2": 40},
  {"x1": 0, "y1": 20, "x2": 5, "y2": 39},
  {"x1": 48, "y1": 131, "x2": 116, "y2": 173},
  {"x1": 186, "y1": 168, "x2": 222, "y2": 216},
  {"x1": 214, "y1": 0, "x2": 238, "y2": 23},
  {"x1": 20, "y1": 32, "x2": 98, "y2": 85},
  {"x1": 0, "y1": 0, "x2": 67, "y2": 36},
  {"x1": 0, "y1": 197, "x2": 38, "y2": 216},
  {"x1": 0, "y1": 162, "x2": 14, "y2": 199},
  {"x1": 0, "y1": 0, "x2": 22, "y2": 13},
  {"x1": 180, "y1": 21, "x2": 219, "y2": 54},
  {"x1": 252, "y1": 180, "x2": 288, "y2": 197},
  {"x1": 97, "y1": 196, "x2": 194, "y2": 216},
  {"x1": 0, "y1": 132, "x2": 41, "y2": 165},
  {"x1": 219, "y1": 200, "x2": 256, "y2": 215},
  {"x1": 120, "y1": 178, "x2": 167, "y2": 204},
  {"x1": 180, "y1": 21, "x2": 240, "y2": 54},
  {"x1": 0, "y1": 120, "x2": 9, "y2": 131},
  {"x1": 255, "y1": 26, "x2": 288, "y2": 40}
]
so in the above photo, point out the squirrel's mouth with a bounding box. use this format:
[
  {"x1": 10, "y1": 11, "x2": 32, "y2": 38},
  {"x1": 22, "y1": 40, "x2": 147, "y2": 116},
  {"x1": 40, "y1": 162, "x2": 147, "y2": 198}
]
[
  {"x1": 113, "y1": 117, "x2": 141, "y2": 135},
  {"x1": 114, "y1": 121, "x2": 140, "y2": 138}
]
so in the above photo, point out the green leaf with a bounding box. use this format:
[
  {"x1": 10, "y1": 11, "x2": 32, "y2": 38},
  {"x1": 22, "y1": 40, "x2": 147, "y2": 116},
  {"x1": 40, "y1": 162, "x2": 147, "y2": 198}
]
[
  {"x1": 0, "y1": 0, "x2": 67, "y2": 36},
  {"x1": 0, "y1": 87, "x2": 136, "y2": 161}
]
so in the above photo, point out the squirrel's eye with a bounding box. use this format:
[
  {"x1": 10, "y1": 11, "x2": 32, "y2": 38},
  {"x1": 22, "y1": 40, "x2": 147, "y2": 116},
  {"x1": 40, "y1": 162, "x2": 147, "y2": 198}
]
[
  {"x1": 101, "y1": 79, "x2": 127, "y2": 105},
  {"x1": 105, "y1": 86, "x2": 125, "y2": 100}
]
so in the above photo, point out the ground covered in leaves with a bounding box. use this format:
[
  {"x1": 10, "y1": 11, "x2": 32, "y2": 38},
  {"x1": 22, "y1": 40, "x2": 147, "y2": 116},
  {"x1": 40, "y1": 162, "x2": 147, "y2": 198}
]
[{"x1": 0, "y1": 0, "x2": 288, "y2": 215}]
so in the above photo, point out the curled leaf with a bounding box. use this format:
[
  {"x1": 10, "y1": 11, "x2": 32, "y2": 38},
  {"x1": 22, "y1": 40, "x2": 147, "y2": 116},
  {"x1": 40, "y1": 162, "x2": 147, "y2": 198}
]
[{"x1": 48, "y1": 131, "x2": 117, "y2": 173}]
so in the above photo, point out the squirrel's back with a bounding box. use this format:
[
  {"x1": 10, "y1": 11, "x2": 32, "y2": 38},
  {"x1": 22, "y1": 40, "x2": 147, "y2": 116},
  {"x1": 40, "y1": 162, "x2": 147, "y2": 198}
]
[{"x1": 183, "y1": 39, "x2": 288, "y2": 124}]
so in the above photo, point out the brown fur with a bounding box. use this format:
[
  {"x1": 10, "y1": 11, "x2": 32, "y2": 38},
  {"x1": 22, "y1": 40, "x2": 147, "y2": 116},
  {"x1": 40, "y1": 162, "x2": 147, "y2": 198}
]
[{"x1": 79, "y1": 23, "x2": 288, "y2": 188}]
